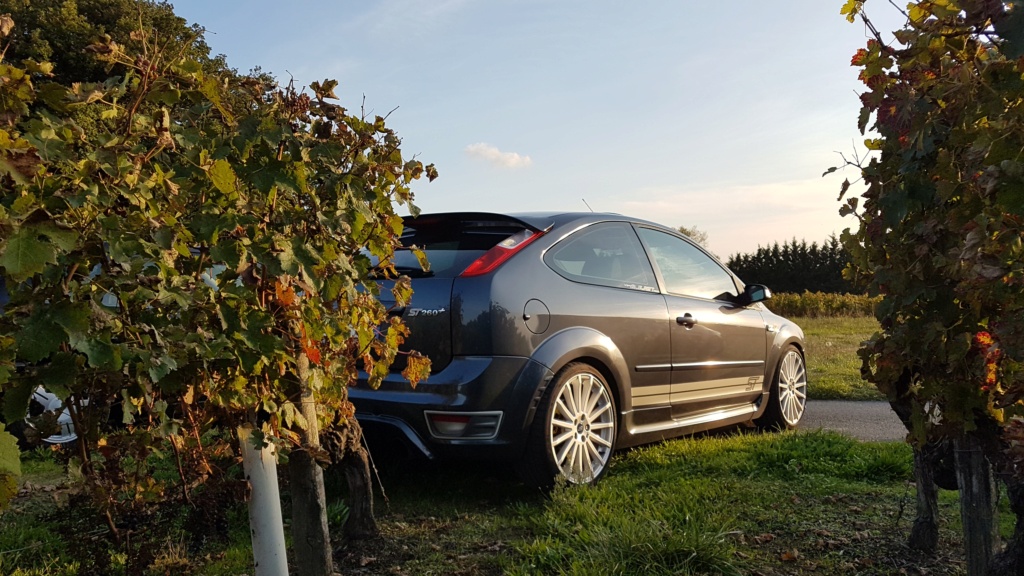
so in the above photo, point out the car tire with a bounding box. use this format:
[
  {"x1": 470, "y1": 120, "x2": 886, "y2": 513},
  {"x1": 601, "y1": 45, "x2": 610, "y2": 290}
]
[
  {"x1": 519, "y1": 362, "x2": 617, "y2": 489},
  {"x1": 756, "y1": 346, "x2": 808, "y2": 430}
]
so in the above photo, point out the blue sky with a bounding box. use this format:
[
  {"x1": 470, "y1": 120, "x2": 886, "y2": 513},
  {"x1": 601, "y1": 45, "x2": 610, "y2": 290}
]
[{"x1": 167, "y1": 0, "x2": 907, "y2": 258}]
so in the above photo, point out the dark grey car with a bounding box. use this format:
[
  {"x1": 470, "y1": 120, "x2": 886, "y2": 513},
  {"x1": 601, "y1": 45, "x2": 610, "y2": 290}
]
[{"x1": 351, "y1": 212, "x2": 807, "y2": 487}]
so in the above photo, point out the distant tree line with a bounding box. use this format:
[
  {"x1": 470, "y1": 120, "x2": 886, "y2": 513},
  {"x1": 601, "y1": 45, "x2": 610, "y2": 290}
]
[{"x1": 726, "y1": 236, "x2": 853, "y2": 294}]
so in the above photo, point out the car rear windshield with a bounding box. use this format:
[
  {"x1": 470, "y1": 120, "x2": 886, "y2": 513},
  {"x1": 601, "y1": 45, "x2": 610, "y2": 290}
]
[{"x1": 392, "y1": 217, "x2": 532, "y2": 278}]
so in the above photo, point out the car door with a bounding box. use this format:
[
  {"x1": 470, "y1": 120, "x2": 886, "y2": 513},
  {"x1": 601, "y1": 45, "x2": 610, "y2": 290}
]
[
  {"x1": 542, "y1": 222, "x2": 673, "y2": 422},
  {"x1": 634, "y1": 226, "x2": 768, "y2": 417}
]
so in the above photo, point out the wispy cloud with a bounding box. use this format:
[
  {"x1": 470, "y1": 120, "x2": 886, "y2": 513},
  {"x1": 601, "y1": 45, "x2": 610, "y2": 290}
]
[{"x1": 465, "y1": 143, "x2": 533, "y2": 169}]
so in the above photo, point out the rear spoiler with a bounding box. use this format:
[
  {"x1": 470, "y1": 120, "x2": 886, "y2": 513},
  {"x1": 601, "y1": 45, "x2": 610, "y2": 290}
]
[{"x1": 402, "y1": 212, "x2": 551, "y2": 234}]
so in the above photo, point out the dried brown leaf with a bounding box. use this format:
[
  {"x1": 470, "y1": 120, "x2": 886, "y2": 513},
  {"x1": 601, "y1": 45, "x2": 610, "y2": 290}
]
[{"x1": 780, "y1": 548, "x2": 800, "y2": 562}]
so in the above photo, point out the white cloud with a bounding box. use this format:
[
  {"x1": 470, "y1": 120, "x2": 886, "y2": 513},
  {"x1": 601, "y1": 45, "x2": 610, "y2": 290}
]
[{"x1": 464, "y1": 143, "x2": 533, "y2": 169}]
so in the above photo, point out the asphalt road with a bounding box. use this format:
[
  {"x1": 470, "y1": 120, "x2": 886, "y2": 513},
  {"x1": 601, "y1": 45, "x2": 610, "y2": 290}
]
[{"x1": 799, "y1": 400, "x2": 907, "y2": 442}]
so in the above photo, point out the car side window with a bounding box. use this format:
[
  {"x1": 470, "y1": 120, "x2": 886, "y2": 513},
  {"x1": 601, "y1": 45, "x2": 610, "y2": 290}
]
[
  {"x1": 635, "y1": 227, "x2": 740, "y2": 300},
  {"x1": 544, "y1": 223, "x2": 658, "y2": 292}
]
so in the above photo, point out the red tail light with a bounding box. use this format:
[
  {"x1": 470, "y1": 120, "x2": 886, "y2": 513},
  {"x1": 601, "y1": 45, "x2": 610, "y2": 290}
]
[{"x1": 459, "y1": 229, "x2": 544, "y2": 277}]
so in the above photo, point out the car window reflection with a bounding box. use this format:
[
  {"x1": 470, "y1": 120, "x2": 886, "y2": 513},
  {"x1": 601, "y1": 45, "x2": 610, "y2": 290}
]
[{"x1": 636, "y1": 228, "x2": 738, "y2": 300}]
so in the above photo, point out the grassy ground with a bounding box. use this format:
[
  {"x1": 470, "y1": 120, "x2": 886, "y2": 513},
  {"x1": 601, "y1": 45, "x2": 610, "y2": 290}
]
[
  {"x1": 795, "y1": 316, "x2": 883, "y2": 401},
  {"x1": 4, "y1": 315, "x2": 955, "y2": 576},
  {"x1": 3, "y1": 431, "x2": 983, "y2": 576}
]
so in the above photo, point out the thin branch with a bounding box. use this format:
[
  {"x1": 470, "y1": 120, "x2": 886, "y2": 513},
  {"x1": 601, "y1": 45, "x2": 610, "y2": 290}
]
[
  {"x1": 104, "y1": 509, "x2": 121, "y2": 544},
  {"x1": 886, "y1": 0, "x2": 910, "y2": 21},
  {"x1": 136, "y1": 4, "x2": 148, "y2": 59},
  {"x1": 62, "y1": 262, "x2": 79, "y2": 295},
  {"x1": 169, "y1": 434, "x2": 195, "y2": 507},
  {"x1": 362, "y1": 431, "x2": 389, "y2": 505},
  {"x1": 860, "y1": 11, "x2": 888, "y2": 47}
]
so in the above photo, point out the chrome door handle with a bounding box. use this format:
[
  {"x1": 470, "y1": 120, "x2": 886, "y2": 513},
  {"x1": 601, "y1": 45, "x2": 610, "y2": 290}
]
[{"x1": 676, "y1": 314, "x2": 697, "y2": 328}]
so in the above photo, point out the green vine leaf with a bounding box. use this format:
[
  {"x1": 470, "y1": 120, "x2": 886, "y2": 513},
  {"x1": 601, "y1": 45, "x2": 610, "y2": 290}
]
[
  {"x1": 209, "y1": 158, "x2": 238, "y2": 194},
  {"x1": 1, "y1": 380, "x2": 33, "y2": 425},
  {"x1": 0, "y1": 423, "x2": 21, "y2": 512},
  {"x1": 13, "y1": 313, "x2": 64, "y2": 363},
  {"x1": 840, "y1": 0, "x2": 863, "y2": 23},
  {"x1": 0, "y1": 229, "x2": 56, "y2": 282}
]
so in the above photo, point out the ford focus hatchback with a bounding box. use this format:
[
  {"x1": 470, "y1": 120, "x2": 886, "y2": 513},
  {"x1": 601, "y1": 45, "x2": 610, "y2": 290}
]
[{"x1": 350, "y1": 212, "x2": 807, "y2": 487}]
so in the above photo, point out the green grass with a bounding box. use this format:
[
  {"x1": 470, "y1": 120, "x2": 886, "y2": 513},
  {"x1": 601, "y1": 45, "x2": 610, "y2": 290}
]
[
  {"x1": 796, "y1": 315, "x2": 883, "y2": 401},
  {"x1": 508, "y1": 432, "x2": 925, "y2": 575},
  {"x1": 331, "y1": 430, "x2": 978, "y2": 576},
  {"x1": 1, "y1": 317, "x2": 967, "y2": 575},
  {"x1": 3, "y1": 430, "x2": 983, "y2": 576}
]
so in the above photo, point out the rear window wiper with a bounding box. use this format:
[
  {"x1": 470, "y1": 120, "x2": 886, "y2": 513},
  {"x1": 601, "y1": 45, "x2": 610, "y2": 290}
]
[
  {"x1": 395, "y1": 266, "x2": 434, "y2": 278},
  {"x1": 371, "y1": 266, "x2": 434, "y2": 278}
]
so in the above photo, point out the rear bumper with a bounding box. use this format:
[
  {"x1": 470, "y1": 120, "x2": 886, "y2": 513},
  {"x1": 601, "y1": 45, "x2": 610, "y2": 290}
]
[{"x1": 350, "y1": 355, "x2": 554, "y2": 461}]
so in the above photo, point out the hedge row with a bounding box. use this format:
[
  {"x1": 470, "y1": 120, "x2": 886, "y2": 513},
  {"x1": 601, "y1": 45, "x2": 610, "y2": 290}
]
[
  {"x1": 727, "y1": 237, "x2": 853, "y2": 294},
  {"x1": 765, "y1": 291, "x2": 880, "y2": 318}
]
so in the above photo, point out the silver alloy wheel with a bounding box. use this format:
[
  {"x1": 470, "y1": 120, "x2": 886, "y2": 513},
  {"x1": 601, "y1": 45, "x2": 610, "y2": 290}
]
[
  {"x1": 778, "y1": 350, "x2": 808, "y2": 426},
  {"x1": 548, "y1": 370, "x2": 616, "y2": 484}
]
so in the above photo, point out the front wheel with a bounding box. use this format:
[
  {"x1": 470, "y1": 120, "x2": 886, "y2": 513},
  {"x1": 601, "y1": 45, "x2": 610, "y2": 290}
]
[
  {"x1": 756, "y1": 346, "x2": 807, "y2": 430},
  {"x1": 519, "y1": 363, "x2": 617, "y2": 488}
]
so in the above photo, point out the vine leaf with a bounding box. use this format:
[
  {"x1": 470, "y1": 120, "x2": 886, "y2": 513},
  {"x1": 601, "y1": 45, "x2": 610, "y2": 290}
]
[
  {"x1": 402, "y1": 352, "x2": 431, "y2": 389},
  {"x1": 840, "y1": 0, "x2": 862, "y2": 23},
  {"x1": 310, "y1": 79, "x2": 339, "y2": 100},
  {"x1": 209, "y1": 158, "x2": 237, "y2": 194},
  {"x1": 303, "y1": 338, "x2": 322, "y2": 366},
  {"x1": 13, "y1": 315, "x2": 64, "y2": 363},
  {"x1": 0, "y1": 424, "x2": 21, "y2": 512},
  {"x1": 1, "y1": 380, "x2": 33, "y2": 427},
  {"x1": 275, "y1": 279, "x2": 298, "y2": 307},
  {"x1": 0, "y1": 231, "x2": 56, "y2": 282}
]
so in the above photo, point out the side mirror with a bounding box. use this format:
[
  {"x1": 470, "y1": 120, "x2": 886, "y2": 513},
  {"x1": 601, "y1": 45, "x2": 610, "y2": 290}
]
[{"x1": 737, "y1": 284, "x2": 771, "y2": 306}]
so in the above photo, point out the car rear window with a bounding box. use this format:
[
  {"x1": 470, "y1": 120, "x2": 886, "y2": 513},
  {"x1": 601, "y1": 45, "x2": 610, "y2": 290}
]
[{"x1": 393, "y1": 218, "x2": 531, "y2": 278}]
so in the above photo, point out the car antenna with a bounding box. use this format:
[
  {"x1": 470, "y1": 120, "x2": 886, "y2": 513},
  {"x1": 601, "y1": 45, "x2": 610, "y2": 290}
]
[{"x1": 581, "y1": 198, "x2": 594, "y2": 212}]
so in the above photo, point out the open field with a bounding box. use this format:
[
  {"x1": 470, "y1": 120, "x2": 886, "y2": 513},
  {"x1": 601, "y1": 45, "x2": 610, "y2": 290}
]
[{"x1": 796, "y1": 316, "x2": 883, "y2": 401}]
